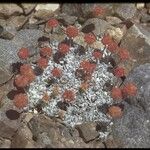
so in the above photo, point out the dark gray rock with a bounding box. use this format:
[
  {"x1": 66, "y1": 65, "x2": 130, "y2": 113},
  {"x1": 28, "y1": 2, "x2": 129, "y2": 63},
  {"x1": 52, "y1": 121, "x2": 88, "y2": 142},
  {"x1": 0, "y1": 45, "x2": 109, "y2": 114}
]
[
  {"x1": 75, "y1": 122, "x2": 99, "y2": 142},
  {"x1": 81, "y1": 18, "x2": 113, "y2": 36},
  {"x1": 115, "y1": 4, "x2": 137, "y2": 20},
  {"x1": 61, "y1": 3, "x2": 114, "y2": 19},
  {"x1": 61, "y1": 4, "x2": 83, "y2": 17},
  {"x1": 57, "y1": 13, "x2": 77, "y2": 26},
  {"x1": 80, "y1": 3, "x2": 113, "y2": 18},
  {"x1": 124, "y1": 63, "x2": 150, "y2": 111},
  {"x1": 112, "y1": 103, "x2": 150, "y2": 148},
  {"x1": 106, "y1": 16, "x2": 122, "y2": 25},
  {"x1": 0, "y1": 29, "x2": 43, "y2": 83},
  {"x1": 12, "y1": 29, "x2": 43, "y2": 49},
  {"x1": 112, "y1": 63, "x2": 150, "y2": 148}
]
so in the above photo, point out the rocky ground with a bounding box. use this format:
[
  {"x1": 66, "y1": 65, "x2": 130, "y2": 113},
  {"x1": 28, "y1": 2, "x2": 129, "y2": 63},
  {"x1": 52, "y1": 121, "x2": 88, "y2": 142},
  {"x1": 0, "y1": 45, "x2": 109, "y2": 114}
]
[{"x1": 0, "y1": 3, "x2": 150, "y2": 148}]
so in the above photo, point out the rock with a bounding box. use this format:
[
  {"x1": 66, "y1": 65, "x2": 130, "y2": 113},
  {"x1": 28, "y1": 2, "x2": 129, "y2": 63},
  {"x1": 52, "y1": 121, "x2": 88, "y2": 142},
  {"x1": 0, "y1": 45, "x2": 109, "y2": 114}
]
[
  {"x1": 28, "y1": 115, "x2": 57, "y2": 139},
  {"x1": 36, "y1": 132, "x2": 53, "y2": 147},
  {"x1": 104, "y1": 136, "x2": 119, "y2": 148},
  {"x1": 61, "y1": 4, "x2": 83, "y2": 17},
  {"x1": 136, "y1": 3, "x2": 145, "y2": 9},
  {"x1": 61, "y1": 3, "x2": 114, "y2": 19},
  {"x1": 0, "y1": 137, "x2": 11, "y2": 148},
  {"x1": 7, "y1": 15, "x2": 28, "y2": 30},
  {"x1": 0, "y1": 4, "x2": 23, "y2": 19},
  {"x1": 0, "y1": 84, "x2": 9, "y2": 106},
  {"x1": 73, "y1": 32, "x2": 104, "y2": 49},
  {"x1": 145, "y1": 3, "x2": 150, "y2": 9},
  {"x1": 22, "y1": 112, "x2": 34, "y2": 123},
  {"x1": 0, "y1": 67, "x2": 11, "y2": 85},
  {"x1": 81, "y1": 18, "x2": 113, "y2": 36},
  {"x1": 112, "y1": 63, "x2": 150, "y2": 148},
  {"x1": 21, "y1": 4, "x2": 37, "y2": 15},
  {"x1": 0, "y1": 39, "x2": 21, "y2": 73},
  {"x1": 0, "y1": 25, "x2": 16, "y2": 40},
  {"x1": 0, "y1": 29, "x2": 43, "y2": 83},
  {"x1": 11, "y1": 124, "x2": 36, "y2": 148},
  {"x1": 0, "y1": 102, "x2": 23, "y2": 139},
  {"x1": 75, "y1": 122, "x2": 99, "y2": 142},
  {"x1": 119, "y1": 24, "x2": 150, "y2": 74},
  {"x1": 140, "y1": 13, "x2": 150, "y2": 23},
  {"x1": 0, "y1": 19, "x2": 6, "y2": 27},
  {"x1": 115, "y1": 4, "x2": 137, "y2": 20},
  {"x1": 34, "y1": 9, "x2": 54, "y2": 20},
  {"x1": 28, "y1": 114, "x2": 72, "y2": 148},
  {"x1": 45, "y1": 22, "x2": 64, "y2": 35},
  {"x1": 81, "y1": 3, "x2": 113, "y2": 18},
  {"x1": 35, "y1": 4, "x2": 59, "y2": 12},
  {"x1": 27, "y1": 114, "x2": 111, "y2": 148},
  {"x1": 148, "y1": 9, "x2": 150, "y2": 15},
  {"x1": 12, "y1": 29, "x2": 43, "y2": 49},
  {"x1": 105, "y1": 25, "x2": 126, "y2": 43},
  {"x1": 57, "y1": 13, "x2": 77, "y2": 26},
  {"x1": 124, "y1": 63, "x2": 150, "y2": 110},
  {"x1": 106, "y1": 16, "x2": 122, "y2": 25},
  {"x1": 28, "y1": 16, "x2": 38, "y2": 25},
  {"x1": 91, "y1": 141, "x2": 105, "y2": 148},
  {"x1": 112, "y1": 102, "x2": 150, "y2": 148}
]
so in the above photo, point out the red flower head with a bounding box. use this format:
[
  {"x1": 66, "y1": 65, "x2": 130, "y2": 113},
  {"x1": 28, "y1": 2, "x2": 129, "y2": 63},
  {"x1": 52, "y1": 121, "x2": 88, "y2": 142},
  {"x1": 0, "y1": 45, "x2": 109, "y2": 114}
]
[
  {"x1": 84, "y1": 33, "x2": 96, "y2": 45},
  {"x1": 15, "y1": 74, "x2": 29, "y2": 88},
  {"x1": 113, "y1": 67, "x2": 125, "y2": 78},
  {"x1": 66, "y1": 26, "x2": 79, "y2": 38},
  {"x1": 92, "y1": 50, "x2": 103, "y2": 59},
  {"x1": 40, "y1": 47, "x2": 52, "y2": 57},
  {"x1": 47, "y1": 18, "x2": 59, "y2": 28},
  {"x1": 20, "y1": 64, "x2": 35, "y2": 83},
  {"x1": 20, "y1": 64, "x2": 33, "y2": 75},
  {"x1": 80, "y1": 82, "x2": 89, "y2": 91},
  {"x1": 107, "y1": 41, "x2": 118, "y2": 53},
  {"x1": 111, "y1": 87, "x2": 123, "y2": 100},
  {"x1": 51, "y1": 68, "x2": 62, "y2": 78},
  {"x1": 118, "y1": 48, "x2": 130, "y2": 61},
  {"x1": 17, "y1": 48, "x2": 30, "y2": 60},
  {"x1": 108, "y1": 105, "x2": 123, "y2": 118},
  {"x1": 122, "y1": 82, "x2": 137, "y2": 96},
  {"x1": 92, "y1": 6, "x2": 106, "y2": 16},
  {"x1": 26, "y1": 72, "x2": 36, "y2": 83},
  {"x1": 62, "y1": 90, "x2": 75, "y2": 103},
  {"x1": 37, "y1": 57, "x2": 48, "y2": 69},
  {"x1": 80, "y1": 60, "x2": 96, "y2": 74},
  {"x1": 42, "y1": 92, "x2": 50, "y2": 102},
  {"x1": 101, "y1": 34, "x2": 112, "y2": 46},
  {"x1": 58, "y1": 43, "x2": 70, "y2": 55},
  {"x1": 13, "y1": 93, "x2": 28, "y2": 109}
]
